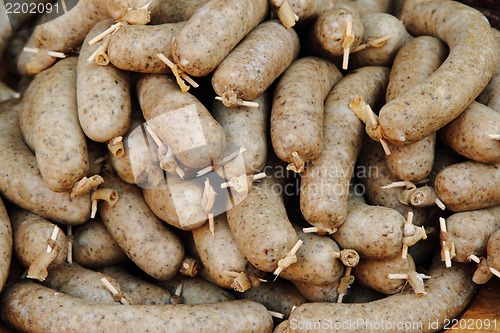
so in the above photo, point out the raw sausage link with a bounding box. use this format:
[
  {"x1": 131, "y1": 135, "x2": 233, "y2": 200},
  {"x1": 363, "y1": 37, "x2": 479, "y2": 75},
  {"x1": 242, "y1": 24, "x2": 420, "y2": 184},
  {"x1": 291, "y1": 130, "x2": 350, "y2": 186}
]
[
  {"x1": 1, "y1": 281, "x2": 274, "y2": 333},
  {"x1": 300, "y1": 66, "x2": 389, "y2": 231},
  {"x1": 172, "y1": 0, "x2": 269, "y2": 77},
  {"x1": 271, "y1": 57, "x2": 343, "y2": 170},
  {"x1": 0, "y1": 100, "x2": 91, "y2": 224},
  {"x1": 384, "y1": 36, "x2": 447, "y2": 181},
  {"x1": 212, "y1": 20, "x2": 300, "y2": 103},
  {"x1": 379, "y1": 0, "x2": 496, "y2": 144}
]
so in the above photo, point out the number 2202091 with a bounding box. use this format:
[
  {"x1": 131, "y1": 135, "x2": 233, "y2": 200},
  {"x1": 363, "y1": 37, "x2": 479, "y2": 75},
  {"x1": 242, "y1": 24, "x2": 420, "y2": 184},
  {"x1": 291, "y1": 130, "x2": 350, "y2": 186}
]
[{"x1": 6, "y1": 2, "x2": 60, "y2": 14}]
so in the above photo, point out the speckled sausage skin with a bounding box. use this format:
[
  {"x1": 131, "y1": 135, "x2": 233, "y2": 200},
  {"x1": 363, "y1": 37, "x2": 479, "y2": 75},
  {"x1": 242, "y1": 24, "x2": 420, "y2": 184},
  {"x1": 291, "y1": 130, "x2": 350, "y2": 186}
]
[
  {"x1": 212, "y1": 93, "x2": 270, "y2": 177},
  {"x1": 311, "y1": 9, "x2": 364, "y2": 58},
  {"x1": 43, "y1": 263, "x2": 123, "y2": 304},
  {"x1": 357, "y1": 142, "x2": 431, "y2": 227},
  {"x1": 385, "y1": 36, "x2": 447, "y2": 181},
  {"x1": 336, "y1": 0, "x2": 392, "y2": 16},
  {"x1": 300, "y1": 66, "x2": 389, "y2": 231},
  {"x1": 279, "y1": 227, "x2": 344, "y2": 285},
  {"x1": 172, "y1": 0, "x2": 268, "y2": 77},
  {"x1": 33, "y1": 0, "x2": 151, "y2": 52},
  {"x1": 1, "y1": 281, "x2": 273, "y2": 333},
  {"x1": 353, "y1": 255, "x2": 416, "y2": 294},
  {"x1": 99, "y1": 266, "x2": 172, "y2": 305},
  {"x1": 193, "y1": 214, "x2": 258, "y2": 290},
  {"x1": 0, "y1": 198, "x2": 12, "y2": 293},
  {"x1": 435, "y1": 161, "x2": 500, "y2": 212},
  {"x1": 77, "y1": 20, "x2": 131, "y2": 143},
  {"x1": 98, "y1": 173, "x2": 184, "y2": 280},
  {"x1": 158, "y1": 275, "x2": 236, "y2": 304},
  {"x1": 0, "y1": 100, "x2": 91, "y2": 224},
  {"x1": 292, "y1": 280, "x2": 339, "y2": 302},
  {"x1": 226, "y1": 176, "x2": 299, "y2": 272},
  {"x1": 137, "y1": 75, "x2": 226, "y2": 169},
  {"x1": 73, "y1": 219, "x2": 128, "y2": 268},
  {"x1": 149, "y1": 0, "x2": 209, "y2": 24},
  {"x1": 108, "y1": 22, "x2": 185, "y2": 74},
  {"x1": 17, "y1": 35, "x2": 57, "y2": 77},
  {"x1": 277, "y1": 0, "x2": 337, "y2": 21},
  {"x1": 379, "y1": 0, "x2": 496, "y2": 145},
  {"x1": 271, "y1": 57, "x2": 343, "y2": 167},
  {"x1": 447, "y1": 206, "x2": 500, "y2": 262},
  {"x1": 236, "y1": 280, "x2": 307, "y2": 321},
  {"x1": 142, "y1": 175, "x2": 207, "y2": 230},
  {"x1": 212, "y1": 20, "x2": 300, "y2": 102},
  {"x1": 332, "y1": 192, "x2": 405, "y2": 259},
  {"x1": 441, "y1": 102, "x2": 500, "y2": 164},
  {"x1": 20, "y1": 57, "x2": 89, "y2": 192},
  {"x1": 487, "y1": 230, "x2": 500, "y2": 271},
  {"x1": 478, "y1": 29, "x2": 500, "y2": 112},
  {"x1": 10, "y1": 209, "x2": 67, "y2": 270},
  {"x1": 109, "y1": 112, "x2": 164, "y2": 187},
  {"x1": 351, "y1": 13, "x2": 411, "y2": 67},
  {"x1": 288, "y1": 256, "x2": 476, "y2": 333}
]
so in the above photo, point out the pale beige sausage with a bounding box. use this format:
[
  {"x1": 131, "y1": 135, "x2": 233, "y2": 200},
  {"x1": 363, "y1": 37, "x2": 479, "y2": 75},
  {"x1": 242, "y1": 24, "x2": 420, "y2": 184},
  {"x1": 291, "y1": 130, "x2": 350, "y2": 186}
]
[
  {"x1": 0, "y1": 198, "x2": 12, "y2": 293},
  {"x1": 192, "y1": 214, "x2": 262, "y2": 290},
  {"x1": 351, "y1": 13, "x2": 411, "y2": 67},
  {"x1": 20, "y1": 57, "x2": 89, "y2": 192},
  {"x1": 279, "y1": 227, "x2": 345, "y2": 285},
  {"x1": 149, "y1": 0, "x2": 209, "y2": 24},
  {"x1": 142, "y1": 175, "x2": 207, "y2": 230},
  {"x1": 353, "y1": 255, "x2": 416, "y2": 294},
  {"x1": 447, "y1": 206, "x2": 500, "y2": 263},
  {"x1": 43, "y1": 263, "x2": 124, "y2": 304},
  {"x1": 137, "y1": 74, "x2": 226, "y2": 169},
  {"x1": 98, "y1": 172, "x2": 184, "y2": 280},
  {"x1": 440, "y1": 102, "x2": 500, "y2": 164},
  {"x1": 332, "y1": 192, "x2": 405, "y2": 259},
  {"x1": 384, "y1": 36, "x2": 447, "y2": 181},
  {"x1": 356, "y1": 141, "x2": 432, "y2": 227},
  {"x1": 73, "y1": 218, "x2": 128, "y2": 268},
  {"x1": 212, "y1": 20, "x2": 300, "y2": 104},
  {"x1": 77, "y1": 19, "x2": 131, "y2": 143},
  {"x1": 10, "y1": 209, "x2": 67, "y2": 271},
  {"x1": 478, "y1": 28, "x2": 500, "y2": 112},
  {"x1": 271, "y1": 57, "x2": 343, "y2": 170},
  {"x1": 487, "y1": 229, "x2": 500, "y2": 271},
  {"x1": 158, "y1": 275, "x2": 236, "y2": 304},
  {"x1": 272, "y1": 0, "x2": 337, "y2": 21},
  {"x1": 292, "y1": 280, "x2": 339, "y2": 302},
  {"x1": 17, "y1": 35, "x2": 56, "y2": 77},
  {"x1": 300, "y1": 66, "x2": 389, "y2": 231},
  {"x1": 172, "y1": 0, "x2": 268, "y2": 77},
  {"x1": 288, "y1": 255, "x2": 476, "y2": 333},
  {"x1": 108, "y1": 22, "x2": 185, "y2": 74},
  {"x1": 32, "y1": 0, "x2": 152, "y2": 52},
  {"x1": 1, "y1": 281, "x2": 274, "y2": 333},
  {"x1": 435, "y1": 161, "x2": 500, "y2": 212},
  {"x1": 108, "y1": 111, "x2": 164, "y2": 187},
  {"x1": 379, "y1": 0, "x2": 496, "y2": 145},
  {"x1": 336, "y1": 0, "x2": 392, "y2": 16},
  {"x1": 99, "y1": 266, "x2": 172, "y2": 305},
  {"x1": 227, "y1": 175, "x2": 299, "y2": 272},
  {"x1": 212, "y1": 93, "x2": 270, "y2": 178},
  {"x1": 310, "y1": 9, "x2": 364, "y2": 58},
  {"x1": 0, "y1": 100, "x2": 91, "y2": 224},
  {"x1": 236, "y1": 280, "x2": 307, "y2": 321}
]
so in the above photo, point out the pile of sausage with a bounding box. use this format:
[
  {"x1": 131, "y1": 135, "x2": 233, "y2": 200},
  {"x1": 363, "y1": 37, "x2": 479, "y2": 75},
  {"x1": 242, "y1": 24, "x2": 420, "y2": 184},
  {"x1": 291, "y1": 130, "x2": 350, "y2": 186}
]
[{"x1": 0, "y1": 0, "x2": 499, "y2": 332}]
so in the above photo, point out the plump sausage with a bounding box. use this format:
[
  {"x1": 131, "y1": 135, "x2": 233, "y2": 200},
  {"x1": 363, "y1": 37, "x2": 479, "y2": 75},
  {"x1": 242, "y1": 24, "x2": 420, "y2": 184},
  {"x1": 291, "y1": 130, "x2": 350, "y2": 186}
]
[
  {"x1": 172, "y1": 0, "x2": 269, "y2": 77},
  {"x1": 379, "y1": 0, "x2": 496, "y2": 145},
  {"x1": 300, "y1": 66, "x2": 389, "y2": 232},
  {"x1": 271, "y1": 57, "x2": 343, "y2": 172}
]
